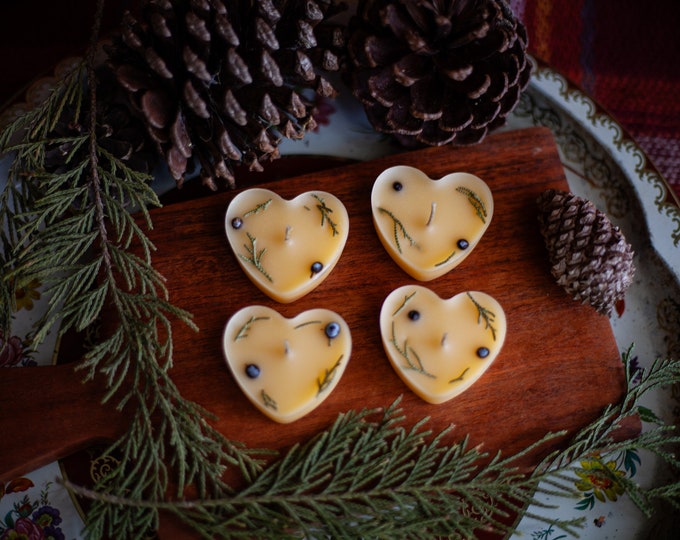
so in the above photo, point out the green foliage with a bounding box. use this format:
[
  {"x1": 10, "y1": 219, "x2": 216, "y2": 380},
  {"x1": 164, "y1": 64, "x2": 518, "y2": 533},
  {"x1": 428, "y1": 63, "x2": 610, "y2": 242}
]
[
  {"x1": 0, "y1": 2, "x2": 265, "y2": 537},
  {"x1": 60, "y1": 348, "x2": 680, "y2": 539},
  {"x1": 531, "y1": 347, "x2": 680, "y2": 519},
  {"x1": 1, "y1": 3, "x2": 679, "y2": 538}
]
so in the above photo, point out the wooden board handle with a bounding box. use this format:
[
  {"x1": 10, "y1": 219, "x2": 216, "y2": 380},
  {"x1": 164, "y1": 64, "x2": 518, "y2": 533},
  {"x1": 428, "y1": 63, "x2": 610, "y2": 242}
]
[{"x1": 0, "y1": 364, "x2": 127, "y2": 482}]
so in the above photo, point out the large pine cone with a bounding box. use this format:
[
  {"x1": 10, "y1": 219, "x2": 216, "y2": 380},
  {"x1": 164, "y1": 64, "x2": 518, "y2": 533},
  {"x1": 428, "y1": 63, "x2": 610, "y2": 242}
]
[
  {"x1": 345, "y1": 0, "x2": 531, "y2": 146},
  {"x1": 106, "y1": 0, "x2": 346, "y2": 189},
  {"x1": 537, "y1": 189, "x2": 635, "y2": 316}
]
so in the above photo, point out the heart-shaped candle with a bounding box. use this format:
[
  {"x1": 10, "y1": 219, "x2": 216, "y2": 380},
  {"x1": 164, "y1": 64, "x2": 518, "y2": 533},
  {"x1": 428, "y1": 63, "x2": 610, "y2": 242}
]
[
  {"x1": 371, "y1": 166, "x2": 493, "y2": 281},
  {"x1": 379, "y1": 285, "x2": 506, "y2": 404},
  {"x1": 225, "y1": 188, "x2": 349, "y2": 303},
  {"x1": 223, "y1": 306, "x2": 352, "y2": 423}
]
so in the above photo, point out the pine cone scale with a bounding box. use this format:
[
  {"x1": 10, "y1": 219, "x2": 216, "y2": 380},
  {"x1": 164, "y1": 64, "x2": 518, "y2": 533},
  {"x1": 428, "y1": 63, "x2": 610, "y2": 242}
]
[
  {"x1": 140, "y1": 89, "x2": 173, "y2": 128},
  {"x1": 226, "y1": 48, "x2": 253, "y2": 85},
  {"x1": 167, "y1": 145, "x2": 188, "y2": 181},
  {"x1": 186, "y1": 11, "x2": 211, "y2": 42},
  {"x1": 115, "y1": 65, "x2": 153, "y2": 92},
  {"x1": 255, "y1": 17, "x2": 280, "y2": 49},
  {"x1": 150, "y1": 12, "x2": 172, "y2": 38},
  {"x1": 419, "y1": 122, "x2": 457, "y2": 146},
  {"x1": 260, "y1": 50, "x2": 284, "y2": 86},
  {"x1": 387, "y1": 98, "x2": 423, "y2": 134},
  {"x1": 214, "y1": 14, "x2": 239, "y2": 46},
  {"x1": 170, "y1": 114, "x2": 191, "y2": 158},
  {"x1": 381, "y1": 4, "x2": 430, "y2": 53},
  {"x1": 348, "y1": 32, "x2": 401, "y2": 67},
  {"x1": 410, "y1": 78, "x2": 443, "y2": 120},
  {"x1": 182, "y1": 80, "x2": 210, "y2": 118},
  {"x1": 392, "y1": 54, "x2": 429, "y2": 86},
  {"x1": 223, "y1": 90, "x2": 247, "y2": 126},
  {"x1": 217, "y1": 127, "x2": 242, "y2": 160},
  {"x1": 368, "y1": 69, "x2": 403, "y2": 106},
  {"x1": 183, "y1": 47, "x2": 211, "y2": 81},
  {"x1": 144, "y1": 48, "x2": 173, "y2": 78}
]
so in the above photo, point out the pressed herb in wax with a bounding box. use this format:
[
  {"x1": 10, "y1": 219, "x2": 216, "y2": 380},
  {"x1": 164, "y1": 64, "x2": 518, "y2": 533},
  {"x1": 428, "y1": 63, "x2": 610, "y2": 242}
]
[
  {"x1": 434, "y1": 249, "x2": 459, "y2": 267},
  {"x1": 457, "y1": 186, "x2": 489, "y2": 223},
  {"x1": 392, "y1": 290, "x2": 417, "y2": 317},
  {"x1": 449, "y1": 367, "x2": 471, "y2": 384},
  {"x1": 376, "y1": 207, "x2": 419, "y2": 254},
  {"x1": 312, "y1": 194, "x2": 340, "y2": 236},
  {"x1": 316, "y1": 355, "x2": 344, "y2": 395},
  {"x1": 238, "y1": 232, "x2": 274, "y2": 283},
  {"x1": 467, "y1": 291, "x2": 499, "y2": 341},
  {"x1": 389, "y1": 320, "x2": 437, "y2": 380}
]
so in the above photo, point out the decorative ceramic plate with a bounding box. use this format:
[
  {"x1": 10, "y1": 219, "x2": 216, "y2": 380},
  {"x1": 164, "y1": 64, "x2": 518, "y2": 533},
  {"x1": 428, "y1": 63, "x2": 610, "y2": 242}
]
[{"x1": 1, "y1": 59, "x2": 678, "y2": 539}]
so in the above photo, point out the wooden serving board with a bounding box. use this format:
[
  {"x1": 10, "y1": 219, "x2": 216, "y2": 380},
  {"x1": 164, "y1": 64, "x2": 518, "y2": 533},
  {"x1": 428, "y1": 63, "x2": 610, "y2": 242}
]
[{"x1": 1, "y1": 127, "x2": 635, "y2": 488}]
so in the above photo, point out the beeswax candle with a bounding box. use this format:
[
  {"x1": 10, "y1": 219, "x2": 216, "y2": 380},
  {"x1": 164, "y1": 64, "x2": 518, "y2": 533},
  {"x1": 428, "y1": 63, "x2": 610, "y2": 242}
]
[
  {"x1": 223, "y1": 306, "x2": 352, "y2": 423},
  {"x1": 226, "y1": 188, "x2": 349, "y2": 303},
  {"x1": 380, "y1": 285, "x2": 506, "y2": 404},
  {"x1": 371, "y1": 166, "x2": 493, "y2": 281}
]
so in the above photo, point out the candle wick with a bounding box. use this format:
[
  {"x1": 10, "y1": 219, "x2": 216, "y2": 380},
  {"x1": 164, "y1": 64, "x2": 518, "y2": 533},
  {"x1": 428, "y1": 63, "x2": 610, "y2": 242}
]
[
  {"x1": 426, "y1": 202, "x2": 436, "y2": 226},
  {"x1": 285, "y1": 225, "x2": 292, "y2": 241},
  {"x1": 284, "y1": 339, "x2": 291, "y2": 356},
  {"x1": 441, "y1": 332, "x2": 448, "y2": 347}
]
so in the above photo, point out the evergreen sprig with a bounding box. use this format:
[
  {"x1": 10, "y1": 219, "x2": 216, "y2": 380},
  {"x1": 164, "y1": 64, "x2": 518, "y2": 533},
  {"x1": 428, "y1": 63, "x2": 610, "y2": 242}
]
[
  {"x1": 1, "y1": 1, "x2": 265, "y2": 537},
  {"x1": 532, "y1": 346, "x2": 680, "y2": 517},
  {"x1": 60, "y1": 347, "x2": 680, "y2": 539}
]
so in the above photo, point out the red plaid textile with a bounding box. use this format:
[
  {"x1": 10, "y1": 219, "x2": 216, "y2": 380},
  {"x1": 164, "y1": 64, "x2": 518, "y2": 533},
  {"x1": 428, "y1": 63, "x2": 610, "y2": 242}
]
[{"x1": 510, "y1": 0, "x2": 680, "y2": 199}]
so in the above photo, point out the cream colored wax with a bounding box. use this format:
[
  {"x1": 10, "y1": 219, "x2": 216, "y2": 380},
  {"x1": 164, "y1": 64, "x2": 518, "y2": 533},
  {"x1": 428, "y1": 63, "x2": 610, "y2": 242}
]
[
  {"x1": 223, "y1": 306, "x2": 351, "y2": 423},
  {"x1": 380, "y1": 285, "x2": 506, "y2": 404},
  {"x1": 225, "y1": 188, "x2": 349, "y2": 303},
  {"x1": 371, "y1": 166, "x2": 493, "y2": 281}
]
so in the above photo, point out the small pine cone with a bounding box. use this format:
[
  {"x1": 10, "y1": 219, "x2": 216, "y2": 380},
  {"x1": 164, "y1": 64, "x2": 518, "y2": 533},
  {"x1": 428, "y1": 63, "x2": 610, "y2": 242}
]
[
  {"x1": 537, "y1": 189, "x2": 635, "y2": 316},
  {"x1": 44, "y1": 65, "x2": 158, "y2": 177},
  {"x1": 105, "y1": 0, "x2": 346, "y2": 189},
  {"x1": 345, "y1": 0, "x2": 531, "y2": 147}
]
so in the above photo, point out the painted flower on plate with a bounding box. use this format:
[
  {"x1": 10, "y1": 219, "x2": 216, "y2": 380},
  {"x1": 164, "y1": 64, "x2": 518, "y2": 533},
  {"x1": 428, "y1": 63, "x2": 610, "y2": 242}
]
[
  {"x1": 0, "y1": 332, "x2": 24, "y2": 368},
  {"x1": 30, "y1": 507, "x2": 61, "y2": 531},
  {"x1": 13, "y1": 278, "x2": 41, "y2": 312},
  {"x1": 575, "y1": 456, "x2": 626, "y2": 502},
  {"x1": 0, "y1": 485, "x2": 64, "y2": 540},
  {"x1": 0, "y1": 517, "x2": 44, "y2": 540}
]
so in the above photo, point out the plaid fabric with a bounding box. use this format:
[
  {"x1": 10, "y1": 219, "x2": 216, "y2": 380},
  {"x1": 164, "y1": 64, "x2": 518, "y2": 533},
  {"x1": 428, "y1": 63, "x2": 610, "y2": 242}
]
[{"x1": 511, "y1": 0, "x2": 680, "y2": 200}]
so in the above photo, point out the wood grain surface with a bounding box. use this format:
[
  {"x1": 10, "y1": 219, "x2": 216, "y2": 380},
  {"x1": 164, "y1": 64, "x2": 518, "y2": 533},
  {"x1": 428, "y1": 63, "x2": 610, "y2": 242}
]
[{"x1": 1, "y1": 127, "x2": 635, "y2": 488}]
